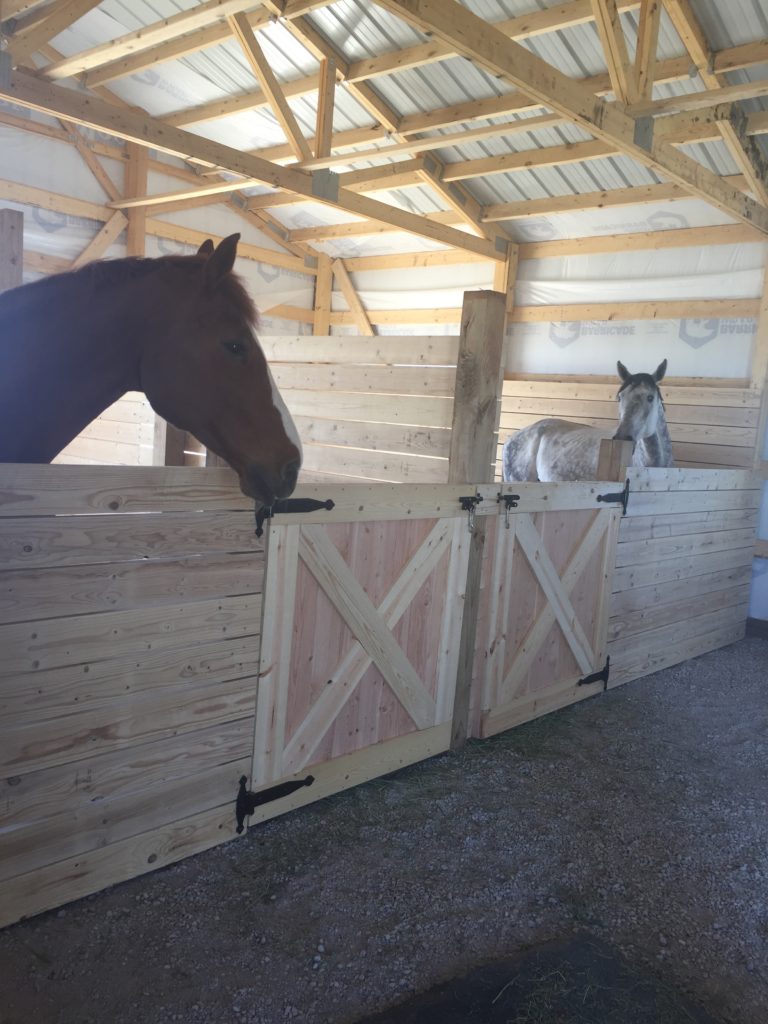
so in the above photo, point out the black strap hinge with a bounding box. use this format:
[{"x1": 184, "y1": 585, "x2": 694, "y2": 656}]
[
  {"x1": 597, "y1": 478, "x2": 630, "y2": 515},
  {"x1": 255, "y1": 497, "x2": 335, "y2": 536},
  {"x1": 578, "y1": 656, "x2": 610, "y2": 691},
  {"x1": 236, "y1": 774, "x2": 315, "y2": 833}
]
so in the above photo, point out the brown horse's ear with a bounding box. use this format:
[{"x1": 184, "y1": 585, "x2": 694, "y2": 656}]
[
  {"x1": 204, "y1": 233, "x2": 240, "y2": 287},
  {"x1": 654, "y1": 359, "x2": 668, "y2": 382},
  {"x1": 617, "y1": 360, "x2": 630, "y2": 383},
  {"x1": 197, "y1": 239, "x2": 215, "y2": 256}
]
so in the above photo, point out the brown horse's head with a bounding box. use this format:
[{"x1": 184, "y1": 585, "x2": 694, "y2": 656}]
[{"x1": 139, "y1": 234, "x2": 301, "y2": 505}]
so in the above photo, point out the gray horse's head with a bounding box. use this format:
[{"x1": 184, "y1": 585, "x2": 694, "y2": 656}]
[{"x1": 613, "y1": 359, "x2": 667, "y2": 442}]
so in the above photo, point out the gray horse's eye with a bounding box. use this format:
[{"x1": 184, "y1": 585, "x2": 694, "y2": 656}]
[{"x1": 647, "y1": 394, "x2": 654, "y2": 403}]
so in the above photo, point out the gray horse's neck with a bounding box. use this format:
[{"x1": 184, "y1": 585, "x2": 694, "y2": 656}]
[{"x1": 634, "y1": 409, "x2": 674, "y2": 467}]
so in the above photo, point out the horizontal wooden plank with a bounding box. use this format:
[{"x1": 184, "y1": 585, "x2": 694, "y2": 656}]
[
  {"x1": 53, "y1": 435, "x2": 153, "y2": 466},
  {"x1": 615, "y1": 527, "x2": 759, "y2": 568},
  {"x1": 618, "y1": 507, "x2": 758, "y2": 541},
  {"x1": 0, "y1": 465, "x2": 250, "y2": 516},
  {"x1": 669, "y1": 443, "x2": 756, "y2": 468},
  {"x1": 285, "y1": 389, "x2": 454, "y2": 428},
  {"x1": 481, "y1": 675, "x2": 603, "y2": 738},
  {"x1": 0, "y1": 593, "x2": 261, "y2": 677},
  {"x1": 0, "y1": 745, "x2": 250, "y2": 883},
  {"x1": 301, "y1": 444, "x2": 448, "y2": 484},
  {"x1": 627, "y1": 467, "x2": 761, "y2": 492},
  {"x1": 0, "y1": 635, "x2": 260, "y2": 721},
  {"x1": 609, "y1": 602, "x2": 749, "y2": 664},
  {"x1": 609, "y1": 583, "x2": 752, "y2": 641},
  {"x1": 294, "y1": 416, "x2": 451, "y2": 457},
  {"x1": 0, "y1": 510, "x2": 262, "y2": 569},
  {"x1": 626, "y1": 488, "x2": 761, "y2": 516},
  {"x1": 3, "y1": 677, "x2": 257, "y2": 776},
  {"x1": 502, "y1": 380, "x2": 761, "y2": 408},
  {"x1": 611, "y1": 546, "x2": 756, "y2": 593},
  {"x1": 500, "y1": 395, "x2": 761, "y2": 428},
  {"x1": 260, "y1": 334, "x2": 460, "y2": 365},
  {"x1": 609, "y1": 563, "x2": 754, "y2": 616},
  {"x1": 0, "y1": 552, "x2": 264, "y2": 624},
  {"x1": 609, "y1": 619, "x2": 746, "y2": 688},
  {"x1": 272, "y1": 363, "x2": 456, "y2": 396},
  {"x1": 499, "y1": 412, "x2": 758, "y2": 449},
  {"x1": 0, "y1": 800, "x2": 240, "y2": 929}
]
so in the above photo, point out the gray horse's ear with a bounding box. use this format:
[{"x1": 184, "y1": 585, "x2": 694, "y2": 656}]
[
  {"x1": 204, "y1": 233, "x2": 240, "y2": 286},
  {"x1": 197, "y1": 239, "x2": 215, "y2": 256},
  {"x1": 617, "y1": 361, "x2": 630, "y2": 382},
  {"x1": 654, "y1": 359, "x2": 668, "y2": 382}
]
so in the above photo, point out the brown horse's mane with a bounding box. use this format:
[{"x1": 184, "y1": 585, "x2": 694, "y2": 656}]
[{"x1": 0, "y1": 251, "x2": 258, "y2": 328}]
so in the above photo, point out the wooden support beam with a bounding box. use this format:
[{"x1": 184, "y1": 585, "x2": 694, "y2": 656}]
[
  {"x1": 313, "y1": 253, "x2": 332, "y2": 334},
  {"x1": 0, "y1": 69, "x2": 504, "y2": 260},
  {"x1": 448, "y1": 290, "x2": 507, "y2": 750},
  {"x1": 59, "y1": 119, "x2": 121, "y2": 202},
  {"x1": 124, "y1": 143, "x2": 148, "y2": 257},
  {"x1": 724, "y1": 106, "x2": 768, "y2": 208},
  {"x1": 0, "y1": 208, "x2": 23, "y2": 292},
  {"x1": 331, "y1": 259, "x2": 375, "y2": 336},
  {"x1": 597, "y1": 438, "x2": 634, "y2": 480},
  {"x1": 483, "y1": 181, "x2": 689, "y2": 221},
  {"x1": 634, "y1": 0, "x2": 662, "y2": 101},
  {"x1": 590, "y1": 0, "x2": 634, "y2": 103},
  {"x1": 314, "y1": 59, "x2": 336, "y2": 160},
  {"x1": 228, "y1": 12, "x2": 312, "y2": 163},
  {"x1": 70, "y1": 210, "x2": 128, "y2": 268},
  {"x1": 8, "y1": 0, "x2": 101, "y2": 68},
  {"x1": 377, "y1": 0, "x2": 768, "y2": 233}
]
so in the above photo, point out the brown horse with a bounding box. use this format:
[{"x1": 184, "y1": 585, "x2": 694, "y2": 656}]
[{"x1": 0, "y1": 234, "x2": 301, "y2": 505}]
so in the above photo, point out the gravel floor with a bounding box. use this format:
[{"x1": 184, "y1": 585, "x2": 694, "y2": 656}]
[{"x1": 2, "y1": 636, "x2": 767, "y2": 1024}]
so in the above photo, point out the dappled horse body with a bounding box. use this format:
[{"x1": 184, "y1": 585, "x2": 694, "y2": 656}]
[
  {"x1": 0, "y1": 234, "x2": 301, "y2": 504},
  {"x1": 502, "y1": 360, "x2": 674, "y2": 482}
]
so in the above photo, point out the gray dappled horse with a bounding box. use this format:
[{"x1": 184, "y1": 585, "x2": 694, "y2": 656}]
[{"x1": 502, "y1": 360, "x2": 674, "y2": 482}]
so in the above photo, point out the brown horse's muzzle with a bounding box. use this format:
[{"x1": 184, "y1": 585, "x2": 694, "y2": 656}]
[{"x1": 244, "y1": 459, "x2": 300, "y2": 506}]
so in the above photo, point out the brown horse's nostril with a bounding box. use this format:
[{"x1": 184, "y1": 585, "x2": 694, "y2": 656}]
[{"x1": 282, "y1": 459, "x2": 300, "y2": 495}]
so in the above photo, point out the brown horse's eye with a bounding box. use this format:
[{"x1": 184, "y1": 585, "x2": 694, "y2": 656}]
[{"x1": 223, "y1": 340, "x2": 247, "y2": 358}]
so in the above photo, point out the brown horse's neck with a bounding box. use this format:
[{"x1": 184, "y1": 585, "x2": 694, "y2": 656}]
[{"x1": 0, "y1": 261, "x2": 166, "y2": 463}]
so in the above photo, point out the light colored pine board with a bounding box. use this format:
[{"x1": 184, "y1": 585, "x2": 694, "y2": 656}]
[
  {"x1": 247, "y1": 723, "x2": 452, "y2": 828},
  {"x1": 609, "y1": 583, "x2": 752, "y2": 642},
  {"x1": 618, "y1": 507, "x2": 759, "y2": 541},
  {"x1": 625, "y1": 488, "x2": 761, "y2": 516},
  {"x1": 502, "y1": 380, "x2": 761, "y2": 407},
  {"x1": 260, "y1": 334, "x2": 460, "y2": 366},
  {"x1": 609, "y1": 602, "x2": 750, "y2": 664},
  {"x1": 626, "y1": 467, "x2": 760, "y2": 492},
  {"x1": 481, "y1": 674, "x2": 604, "y2": 738},
  {"x1": 294, "y1": 416, "x2": 451, "y2": 457},
  {"x1": 271, "y1": 362, "x2": 457, "y2": 396},
  {"x1": 499, "y1": 411, "x2": 757, "y2": 448},
  {"x1": 500, "y1": 395, "x2": 760, "y2": 428},
  {"x1": 609, "y1": 563, "x2": 754, "y2": 616},
  {"x1": 0, "y1": 593, "x2": 261, "y2": 678},
  {"x1": 53, "y1": 436, "x2": 153, "y2": 466},
  {"x1": 0, "y1": 552, "x2": 263, "y2": 625},
  {"x1": 0, "y1": 752, "x2": 250, "y2": 884},
  {"x1": 0, "y1": 800, "x2": 242, "y2": 929},
  {"x1": 284, "y1": 389, "x2": 454, "y2": 428},
  {"x1": 0, "y1": 510, "x2": 262, "y2": 570},
  {"x1": 609, "y1": 620, "x2": 747, "y2": 688},
  {"x1": 3, "y1": 677, "x2": 257, "y2": 776},
  {"x1": 614, "y1": 527, "x2": 759, "y2": 568},
  {"x1": 0, "y1": 465, "x2": 248, "y2": 517},
  {"x1": 300, "y1": 444, "x2": 448, "y2": 484},
  {"x1": 611, "y1": 546, "x2": 756, "y2": 593},
  {"x1": 0, "y1": 636, "x2": 260, "y2": 721}
]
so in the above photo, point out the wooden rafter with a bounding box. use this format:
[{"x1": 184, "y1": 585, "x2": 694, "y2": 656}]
[
  {"x1": 8, "y1": 0, "x2": 102, "y2": 68},
  {"x1": 228, "y1": 12, "x2": 313, "y2": 164},
  {"x1": 662, "y1": 0, "x2": 768, "y2": 206},
  {"x1": 314, "y1": 59, "x2": 336, "y2": 160},
  {"x1": 331, "y1": 259, "x2": 375, "y2": 336},
  {"x1": 634, "y1": 0, "x2": 662, "y2": 102},
  {"x1": 376, "y1": 0, "x2": 768, "y2": 233},
  {"x1": 70, "y1": 211, "x2": 128, "y2": 268},
  {"x1": 590, "y1": 0, "x2": 634, "y2": 104},
  {"x1": 0, "y1": 68, "x2": 505, "y2": 260}
]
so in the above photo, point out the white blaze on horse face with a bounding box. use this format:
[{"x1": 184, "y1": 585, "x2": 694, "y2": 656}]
[
  {"x1": 267, "y1": 364, "x2": 303, "y2": 459},
  {"x1": 616, "y1": 381, "x2": 660, "y2": 440}
]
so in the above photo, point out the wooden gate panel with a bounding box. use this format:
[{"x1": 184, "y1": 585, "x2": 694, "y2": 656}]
[
  {"x1": 252, "y1": 494, "x2": 469, "y2": 823},
  {"x1": 473, "y1": 504, "x2": 620, "y2": 739}
]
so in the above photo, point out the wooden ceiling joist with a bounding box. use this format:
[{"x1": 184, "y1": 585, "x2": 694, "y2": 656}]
[
  {"x1": 633, "y1": 0, "x2": 662, "y2": 102},
  {"x1": 377, "y1": 0, "x2": 768, "y2": 234},
  {"x1": 7, "y1": 0, "x2": 102, "y2": 68},
  {"x1": 0, "y1": 68, "x2": 506, "y2": 261},
  {"x1": 590, "y1": 0, "x2": 634, "y2": 104}
]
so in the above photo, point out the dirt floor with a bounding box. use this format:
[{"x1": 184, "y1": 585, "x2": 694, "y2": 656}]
[{"x1": 1, "y1": 636, "x2": 767, "y2": 1024}]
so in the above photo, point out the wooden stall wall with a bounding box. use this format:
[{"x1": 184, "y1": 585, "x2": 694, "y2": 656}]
[
  {"x1": 257, "y1": 335, "x2": 460, "y2": 484},
  {"x1": 54, "y1": 392, "x2": 156, "y2": 467},
  {"x1": 0, "y1": 466, "x2": 262, "y2": 927},
  {"x1": 607, "y1": 468, "x2": 761, "y2": 686},
  {"x1": 497, "y1": 378, "x2": 763, "y2": 475}
]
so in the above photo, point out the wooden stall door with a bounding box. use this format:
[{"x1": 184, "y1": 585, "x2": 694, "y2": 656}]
[
  {"x1": 248, "y1": 490, "x2": 470, "y2": 825},
  {"x1": 473, "y1": 502, "x2": 621, "y2": 738}
]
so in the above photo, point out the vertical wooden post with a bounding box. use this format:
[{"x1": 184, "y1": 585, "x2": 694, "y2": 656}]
[
  {"x1": 313, "y1": 253, "x2": 332, "y2": 334},
  {"x1": 448, "y1": 290, "x2": 507, "y2": 751},
  {"x1": 0, "y1": 208, "x2": 23, "y2": 293},
  {"x1": 597, "y1": 438, "x2": 634, "y2": 480},
  {"x1": 124, "y1": 143, "x2": 148, "y2": 257}
]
